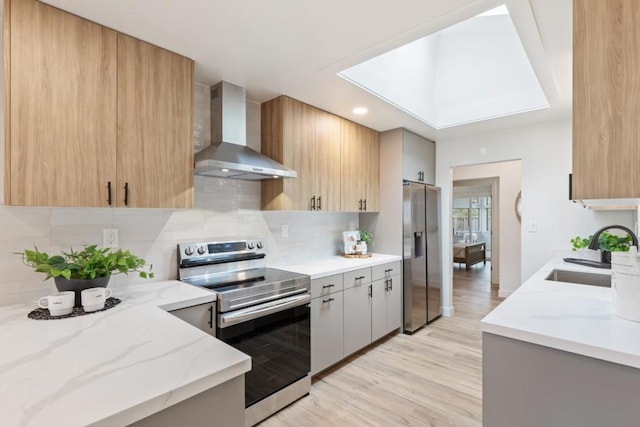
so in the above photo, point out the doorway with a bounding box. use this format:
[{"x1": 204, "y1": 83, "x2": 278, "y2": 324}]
[
  {"x1": 452, "y1": 178, "x2": 498, "y2": 284},
  {"x1": 451, "y1": 160, "x2": 522, "y2": 298}
]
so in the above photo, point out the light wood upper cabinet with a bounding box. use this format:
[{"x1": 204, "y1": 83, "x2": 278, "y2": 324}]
[
  {"x1": 572, "y1": 0, "x2": 640, "y2": 199},
  {"x1": 261, "y1": 96, "x2": 341, "y2": 211},
  {"x1": 314, "y1": 109, "x2": 342, "y2": 211},
  {"x1": 364, "y1": 126, "x2": 380, "y2": 212},
  {"x1": 340, "y1": 119, "x2": 380, "y2": 212},
  {"x1": 5, "y1": 0, "x2": 117, "y2": 206},
  {"x1": 261, "y1": 96, "x2": 315, "y2": 210},
  {"x1": 117, "y1": 34, "x2": 194, "y2": 208},
  {"x1": 4, "y1": 0, "x2": 194, "y2": 208},
  {"x1": 339, "y1": 119, "x2": 363, "y2": 212},
  {"x1": 261, "y1": 96, "x2": 379, "y2": 212}
]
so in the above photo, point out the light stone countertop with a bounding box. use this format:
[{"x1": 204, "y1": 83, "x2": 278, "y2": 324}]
[
  {"x1": 481, "y1": 257, "x2": 640, "y2": 369},
  {"x1": 0, "y1": 280, "x2": 250, "y2": 427},
  {"x1": 272, "y1": 253, "x2": 402, "y2": 279}
]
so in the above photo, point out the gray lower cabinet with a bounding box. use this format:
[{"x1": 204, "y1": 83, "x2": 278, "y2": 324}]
[
  {"x1": 386, "y1": 275, "x2": 402, "y2": 333},
  {"x1": 371, "y1": 278, "x2": 388, "y2": 342},
  {"x1": 310, "y1": 292, "x2": 344, "y2": 375},
  {"x1": 310, "y1": 261, "x2": 401, "y2": 375},
  {"x1": 371, "y1": 273, "x2": 402, "y2": 342},
  {"x1": 343, "y1": 281, "x2": 372, "y2": 357},
  {"x1": 131, "y1": 375, "x2": 244, "y2": 427},
  {"x1": 484, "y1": 332, "x2": 640, "y2": 427},
  {"x1": 168, "y1": 301, "x2": 216, "y2": 336}
]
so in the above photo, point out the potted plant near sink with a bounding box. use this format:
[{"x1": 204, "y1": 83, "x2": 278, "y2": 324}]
[
  {"x1": 18, "y1": 245, "x2": 153, "y2": 306},
  {"x1": 571, "y1": 232, "x2": 633, "y2": 264}
]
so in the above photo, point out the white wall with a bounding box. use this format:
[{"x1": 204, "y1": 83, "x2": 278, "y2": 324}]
[
  {"x1": 453, "y1": 161, "x2": 522, "y2": 296},
  {"x1": 437, "y1": 119, "x2": 634, "y2": 313},
  {"x1": 0, "y1": 81, "x2": 357, "y2": 306}
]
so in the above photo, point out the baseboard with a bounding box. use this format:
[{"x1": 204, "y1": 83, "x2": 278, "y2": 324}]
[
  {"x1": 442, "y1": 306, "x2": 454, "y2": 317},
  {"x1": 498, "y1": 289, "x2": 514, "y2": 298}
]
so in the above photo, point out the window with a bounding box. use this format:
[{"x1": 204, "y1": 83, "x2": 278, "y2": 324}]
[{"x1": 453, "y1": 196, "x2": 491, "y2": 242}]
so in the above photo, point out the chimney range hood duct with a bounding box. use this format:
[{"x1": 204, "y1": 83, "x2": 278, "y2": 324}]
[{"x1": 194, "y1": 81, "x2": 297, "y2": 180}]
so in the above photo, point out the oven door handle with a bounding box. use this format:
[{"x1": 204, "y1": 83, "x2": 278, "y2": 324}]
[{"x1": 219, "y1": 293, "x2": 311, "y2": 328}]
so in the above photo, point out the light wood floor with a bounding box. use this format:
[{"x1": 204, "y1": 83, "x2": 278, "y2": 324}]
[{"x1": 260, "y1": 262, "x2": 502, "y2": 427}]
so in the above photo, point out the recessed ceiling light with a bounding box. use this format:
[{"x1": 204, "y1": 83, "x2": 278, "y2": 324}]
[
  {"x1": 353, "y1": 107, "x2": 368, "y2": 115},
  {"x1": 221, "y1": 168, "x2": 230, "y2": 172},
  {"x1": 272, "y1": 175, "x2": 280, "y2": 179}
]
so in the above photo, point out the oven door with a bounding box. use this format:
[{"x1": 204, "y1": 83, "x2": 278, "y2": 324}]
[{"x1": 217, "y1": 292, "x2": 311, "y2": 408}]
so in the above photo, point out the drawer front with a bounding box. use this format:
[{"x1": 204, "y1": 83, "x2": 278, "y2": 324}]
[
  {"x1": 372, "y1": 261, "x2": 402, "y2": 281},
  {"x1": 343, "y1": 267, "x2": 372, "y2": 289},
  {"x1": 311, "y1": 274, "x2": 344, "y2": 299}
]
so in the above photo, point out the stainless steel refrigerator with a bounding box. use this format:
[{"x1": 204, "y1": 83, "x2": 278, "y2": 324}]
[{"x1": 403, "y1": 181, "x2": 442, "y2": 333}]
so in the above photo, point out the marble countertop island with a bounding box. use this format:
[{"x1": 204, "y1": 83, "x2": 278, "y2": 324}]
[
  {"x1": 0, "y1": 280, "x2": 250, "y2": 427},
  {"x1": 482, "y1": 257, "x2": 640, "y2": 368}
]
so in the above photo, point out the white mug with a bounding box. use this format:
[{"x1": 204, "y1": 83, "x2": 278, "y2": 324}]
[
  {"x1": 38, "y1": 291, "x2": 75, "y2": 316},
  {"x1": 81, "y1": 287, "x2": 112, "y2": 312}
]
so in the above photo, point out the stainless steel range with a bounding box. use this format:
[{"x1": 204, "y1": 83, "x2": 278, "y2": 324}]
[{"x1": 177, "y1": 239, "x2": 311, "y2": 426}]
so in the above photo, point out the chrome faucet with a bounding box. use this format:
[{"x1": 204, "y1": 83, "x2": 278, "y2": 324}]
[{"x1": 588, "y1": 225, "x2": 639, "y2": 250}]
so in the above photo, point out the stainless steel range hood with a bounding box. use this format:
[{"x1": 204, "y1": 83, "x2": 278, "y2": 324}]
[{"x1": 194, "y1": 81, "x2": 297, "y2": 180}]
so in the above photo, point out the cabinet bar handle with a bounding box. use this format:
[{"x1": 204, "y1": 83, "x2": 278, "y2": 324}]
[
  {"x1": 384, "y1": 279, "x2": 389, "y2": 292},
  {"x1": 368, "y1": 284, "x2": 372, "y2": 297},
  {"x1": 311, "y1": 196, "x2": 316, "y2": 210},
  {"x1": 389, "y1": 278, "x2": 393, "y2": 291},
  {"x1": 107, "y1": 181, "x2": 112, "y2": 206},
  {"x1": 385, "y1": 268, "x2": 393, "y2": 273},
  {"x1": 208, "y1": 306, "x2": 213, "y2": 328},
  {"x1": 322, "y1": 298, "x2": 335, "y2": 304},
  {"x1": 358, "y1": 199, "x2": 363, "y2": 211},
  {"x1": 124, "y1": 182, "x2": 129, "y2": 206},
  {"x1": 317, "y1": 196, "x2": 322, "y2": 210},
  {"x1": 322, "y1": 284, "x2": 335, "y2": 289},
  {"x1": 363, "y1": 199, "x2": 367, "y2": 211},
  {"x1": 356, "y1": 276, "x2": 365, "y2": 280}
]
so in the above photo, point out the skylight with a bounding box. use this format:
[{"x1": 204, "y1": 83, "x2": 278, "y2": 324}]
[{"x1": 338, "y1": 5, "x2": 549, "y2": 129}]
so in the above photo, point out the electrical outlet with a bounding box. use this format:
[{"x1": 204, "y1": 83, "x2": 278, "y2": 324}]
[
  {"x1": 103, "y1": 228, "x2": 119, "y2": 248},
  {"x1": 282, "y1": 224, "x2": 289, "y2": 238},
  {"x1": 528, "y1": 220, "x2": 537, "y2": 233}
]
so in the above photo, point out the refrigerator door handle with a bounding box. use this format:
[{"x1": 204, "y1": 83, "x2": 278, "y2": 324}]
[{"x1": 414, "y1": 231, "x2": 425, "y2": 259}]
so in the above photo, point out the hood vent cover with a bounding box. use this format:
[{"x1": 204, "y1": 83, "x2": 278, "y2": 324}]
[{"x1": 194, "y1": 81, "x2": 297, "y2": 180}]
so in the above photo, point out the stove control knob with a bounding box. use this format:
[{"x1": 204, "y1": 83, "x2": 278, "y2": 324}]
[
  {"x1": 184, "y1": 246, "x2": 194, "y2": 256},
  {"x1": 256, "y1": 241, "x2": 264, "y2": 249},
  {"x1": 247, "y1": 241, "x2": 256, "y2": 250},
  {"x1": 197, "y1": 245, "x2": 207, "y2": 255}
]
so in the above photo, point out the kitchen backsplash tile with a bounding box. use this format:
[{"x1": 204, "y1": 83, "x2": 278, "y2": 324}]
[
  {"x1": 0, "y1": 82, "x2": 358, "y2": 306},
  {"x1": 0, "y1": 202, "x2": 357, "y2": 305}
]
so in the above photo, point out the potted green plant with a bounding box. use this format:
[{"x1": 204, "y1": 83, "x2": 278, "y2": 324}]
[
  {"x1": 359, "y1": 230, "x2": 374, "y2": 254},
  {"x1": 18, "y1": 245, "x2": 153, "y2": 306},
  {"x1": 571, "y1": 232, "x2": 632, "y2": 263}
]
